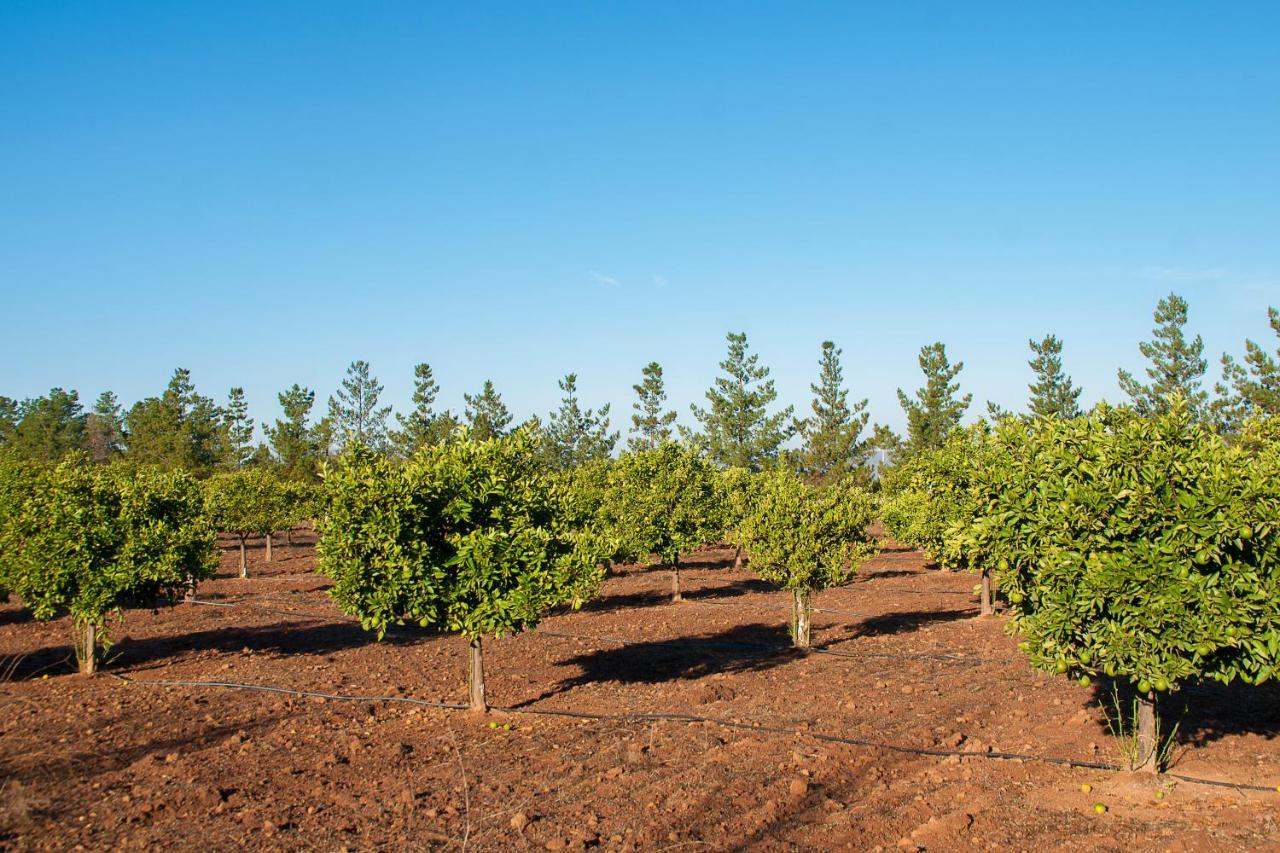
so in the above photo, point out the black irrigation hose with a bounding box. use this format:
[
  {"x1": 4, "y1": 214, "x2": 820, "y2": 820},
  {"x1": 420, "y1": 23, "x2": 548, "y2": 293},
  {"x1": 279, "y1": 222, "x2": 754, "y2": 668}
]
[{"x1": 105, "y1": 671, "x2": 1280, "y2": 792}]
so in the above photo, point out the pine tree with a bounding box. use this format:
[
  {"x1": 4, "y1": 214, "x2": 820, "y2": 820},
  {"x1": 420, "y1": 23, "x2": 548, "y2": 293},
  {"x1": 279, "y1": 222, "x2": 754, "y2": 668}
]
[
  {"x1": 796, "y1": 341, "x2": 870, "y2": 478},
  {"x1": 327, "y1": 360, "x2": 392, "y2": 451},
  {"x1": 896, "y1": 342, "x2": 971, "y2": 454},
  {"x1": 544, "y1": 373, "x2": 618, "y2": 469},
  {"x1": 0, "y1": 396, "x2": 18, "y2": 445},
  {"x1": 463, "y1": 380, "x2": 512, "y2": 441},
  {"x1": 223, "y1": 387, "x2": 255, "y2": 468},
  {"x1": 1214, "y1": 306, "x2": 1280, "y2": 432},
  {"x1": 687, "y1": 332, "x2": 794, "y2": 470},
  {"x1": 8, "y1": 388, "x2": 86, "y2": 463},
  {"x1": 628, "y1": 362, "x2": 678, "y2": 451},
  {"x1": 1117, "y1": 292, "x2": 1207, "y2": 418},
  {"x1": 1027, "y1": 335, "x2": 1083, "y2": 418},
  {"x1": 391, "y1": 363, "x2": 457, "y2": 457},
  {"x1": 84, "y1": 391, "x2": 124, "y2": 464},
  {"x1": 125, "y1": 369, "x2": 223, "y2": 474},
  {"x1": 264, "y1": 384, "x2": 321, "y2": 481}
]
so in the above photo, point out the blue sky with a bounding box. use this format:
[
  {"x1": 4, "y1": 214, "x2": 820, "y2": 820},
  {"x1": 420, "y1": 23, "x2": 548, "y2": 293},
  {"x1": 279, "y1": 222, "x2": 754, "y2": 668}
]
[{"x1": 2, "y1": 2, "x2": 1278, "y2": 436}]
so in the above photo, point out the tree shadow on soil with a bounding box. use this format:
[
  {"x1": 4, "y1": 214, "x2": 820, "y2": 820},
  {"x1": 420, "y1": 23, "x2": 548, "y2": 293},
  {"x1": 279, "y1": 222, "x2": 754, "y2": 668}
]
[
  {"x1": 841, "y1": 608, "x2": 976, "y2": 638},
  {"x1": 1088, "y1": 678, "x2": 1280, "y2": 750},
  {"x1": 581, "y1": 577, "x2": 775, "y2": 613},
  {"x1": 515, "y1": 623, "x2": 798, "y2": 705},
  {"x1": 853, "y1": 569, "x2": 930, "y2": 582},
  {"x1": 4, "y1": 619, "x2": 402, "y2": 679}
]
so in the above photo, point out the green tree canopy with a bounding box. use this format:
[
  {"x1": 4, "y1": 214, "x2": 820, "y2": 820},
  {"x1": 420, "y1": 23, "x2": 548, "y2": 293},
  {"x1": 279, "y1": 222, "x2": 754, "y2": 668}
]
[
  {"x1": 327, "y1": 360, "x2": 392, "y2": 452},
  {"x1": 629, "y1": 361, "x2": 678, "y2": 451},
  {"x1": 688, "y1": 332, "x2": 794, "y2": 470},
  {"x1": 543, "y1": 373, "x2": 618, "y2": 470},
  {"x1": 796, "y1": 341, "x2": 870, "y2": 479},
  {"x1": 1215, "y1": 306, "x2": 1280, "y2": 432},
  {"x1": 896, "y1": 342, "x2": 971, "y2": 454},
  {"x1": 85, "y1": 391, "x2": 124, "y2": 465},
  {"x1": 205, "y1": 468, "x2": 292, "y2": 577},
  {"x1": 125, "y1": 368, "x2": 224, "y2": 475},
  {"x1": 5, "y1": 388, "x2": 86, "y2": 463},
  {"x1": 264, "y1": 384, "x2": 323, "y2": 481},
  {"x1": 223, "y1": 387, "x2": 254, "y2": 469},
  {"x1": 1027, "y1": 334, "x2": 1083, "y2": 418},
  {"x1": 463, "y1": 380, "x2": 512, "y2": 441},
  {"x1": 317, "y1": 429, "x2": 605, "y2": 711},
  {"x1": 391, "y1": 363, "x2": 458, "y2": 457},
  {"x1": 1117, "y1": 292, "x2": 1208, "y2": 419}
]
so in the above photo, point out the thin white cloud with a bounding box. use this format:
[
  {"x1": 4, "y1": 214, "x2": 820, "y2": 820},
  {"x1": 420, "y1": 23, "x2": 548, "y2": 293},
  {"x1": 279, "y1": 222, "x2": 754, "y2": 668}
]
[
  {"x1": 590, "y1": 270, "x2": 620, "y2": 288},
  {"x1": 652, "y1": 274, "x2": 668, "y2": 289}
]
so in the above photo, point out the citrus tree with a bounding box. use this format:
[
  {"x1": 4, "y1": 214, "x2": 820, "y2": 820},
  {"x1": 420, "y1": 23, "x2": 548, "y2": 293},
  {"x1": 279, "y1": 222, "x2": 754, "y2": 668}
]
[
  {"x1": 735, "y1": 469, "x2": 877, "y2": 647},
  {"x1": 600, "y1": 443, "x2": 722, "y2": 602},
  {"x1": 2, "y1": 458, "x2": 216, "y2": 673},
  {"x1": 961, "y1": 401, "x2": 1280, "y2": 771},
  {"x1": 880, "y1": 426, "x2": 997, "y2": 614},
  {"x1": 717, "y1": 466, "x2": 754, "y2": 570},
  {"x1": 554, "y1": 457, "x2": 622, "y2": 568},
  {"x1": 316, "y1": 429, "x2": 605, "y2": 712},
  {"x1": 205, "y1": 468, "x2": 291, "y2": 577}
]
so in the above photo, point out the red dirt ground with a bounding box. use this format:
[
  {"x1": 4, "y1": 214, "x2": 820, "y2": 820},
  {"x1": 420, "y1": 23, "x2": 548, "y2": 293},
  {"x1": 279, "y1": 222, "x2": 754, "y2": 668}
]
[{"x1": 3, "y1": 535, "x2": 1280, "y2": 851}]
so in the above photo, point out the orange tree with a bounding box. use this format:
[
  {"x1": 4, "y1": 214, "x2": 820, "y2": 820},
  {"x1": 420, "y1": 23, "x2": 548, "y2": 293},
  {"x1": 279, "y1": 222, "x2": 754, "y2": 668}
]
[
  {"x1": 205, "y1": 467, "x2": 291, "y2": 577},
  {"x1": 598, "y1": 443, "x2": 722, "y2": 602},
  {"x1": 316, "y1": 429, "x2": 605, "y2": 712},
  {"x1": 0, "y1": 457, "x2": 215, "y2": 673},
  {"x1": 735, "y1": 468, "x2": 878, "y2": 648},
  {"x1": 958, "y1": 401, "x2": 1280, "y2": 771}
]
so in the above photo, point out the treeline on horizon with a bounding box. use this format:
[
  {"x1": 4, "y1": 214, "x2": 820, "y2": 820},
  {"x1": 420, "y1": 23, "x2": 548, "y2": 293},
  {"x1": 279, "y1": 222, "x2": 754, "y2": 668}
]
[{"x1": 4, "y1": 291, "x2": 1279, "y2": 479}]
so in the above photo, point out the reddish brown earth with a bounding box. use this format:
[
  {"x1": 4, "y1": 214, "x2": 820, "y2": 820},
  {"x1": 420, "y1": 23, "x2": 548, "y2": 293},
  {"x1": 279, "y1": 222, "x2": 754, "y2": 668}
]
[{"x1": 3, "y1": 535, "x2": 1280, "y2": 851}]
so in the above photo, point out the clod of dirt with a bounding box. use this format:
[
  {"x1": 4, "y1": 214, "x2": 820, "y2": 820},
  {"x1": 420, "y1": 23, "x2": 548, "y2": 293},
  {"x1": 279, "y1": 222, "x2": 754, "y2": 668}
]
[
  {"x1": 788, "y1": 778, "x2": 809, "y2": 798},
  {"x1": 510, "y1": 811, "x2": 529, "y2": 831}
]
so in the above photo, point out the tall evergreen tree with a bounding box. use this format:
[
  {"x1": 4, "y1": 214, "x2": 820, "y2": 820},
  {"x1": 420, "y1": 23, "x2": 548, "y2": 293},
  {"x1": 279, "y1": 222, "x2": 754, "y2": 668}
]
[
  {"x1": 84, "y1": 391, "x2": 124, "y2": 464},
  {"x1": 628, "y1": 361, "x2": 678, "y2": 451},
  {"x1": 327, "y1": 360, "x2": 392, "y2": 451},
  {"x1": 796, "y1": 341, "x2": 870, "y2": 478},
  {"x1": 544, "y1": 373, "x2": 618, "y2": 469},
  {"x1": 391, "y1": 363, "x2": 458, "y2": 457},
  {"x1": 125, "y1": 369, "x2": 223, "y2": 474},
  {"x1": 463, "y1": 380, "x2": 512, "y2": 441},
  {"x1": 1215, "y1": 306, "x2": 1280, "y2": 431},
  {"x1": 687, "y1": 332, "x2": 794, "y2": 470},
  {"x1": 223, "y1": 387, "x2": 255, "y2": 468},
  {"x1": 896, "y1": 342, "x2": 971, "y2": 454},
  {"x1": 0, "y1": 396, "x2": 18, "y2": 445},
  {"x1": 8, "y1": 388, "x2": 86, "y2": 463},
  {"x1": 264, "y1": 384, "x2": 321, "y2": 481},
  {"x1": 1027, "y1": 335, "x2": 1083, "y2": 418},
  {"x1": 1117, "y1": 292, "x2": 1208, "y2": 418}
]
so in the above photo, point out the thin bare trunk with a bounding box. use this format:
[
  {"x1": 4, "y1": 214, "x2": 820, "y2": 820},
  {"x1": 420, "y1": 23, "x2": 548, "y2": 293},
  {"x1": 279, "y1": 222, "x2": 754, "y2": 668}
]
[
  {"x1": 238, "y1": 535, "x2": 248, "y2": 578},
  {"x1": 733, "y1": 546, "x2": 743, "y2": 571},
  {"x1": 1136, "y1": 692, "x2": 1159, "y2": 772},
  {"x1": 78, "y1": 622, "x2": 97, "y2": 675},
  {"x1": 468, "y1": 636, "x2": 487, "y2": 713},
  {"x1": 265, "y1": 533, "x2": 273, "y2": 562},
  {"x1": 792, "y1": 587, "x2": 812, "y2": 649},
  {"x1": 671, "y1": 555, "x2": 682, "y2": 603},
  {"x1": 980, "y1": 568, "x2": 993, "y2": 616}
]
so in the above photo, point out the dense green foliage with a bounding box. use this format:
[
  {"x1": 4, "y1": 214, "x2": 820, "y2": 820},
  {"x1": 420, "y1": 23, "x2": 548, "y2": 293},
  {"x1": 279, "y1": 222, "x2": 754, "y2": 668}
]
[
  {"x1": 327, "y1": 360, "x2": 393, "y2": 452},
  {"x1": 958, "y1": 402, "x2": 1280, "y2": 695},
  {"x1": 687, "y1": 332, "x2": 794, "y2": 470},
  {"x1": 0, "y1": 457, "x2": 216, "y2": 671},
  {"x1": 1026, "y1": 334, "x2": 1083, "y2": 418},
  {"x1": 600, "y1": 443, "x2": 723, "y2": 600},
  {"x1": 205, "y1": 468, "x2": 293, "y2": 575},
  {"x1": 125, "y1": 369, "x2": 226, "y2": 475},
  {"x1": 391, "y1": 363, "x2": 458, "y2": 457},
  {"x1": 735, "y1": 468, "x2": 878, "y2": 646},
  {"x1": 897, "y1": 342, "x2": 971, "y2": 453},
  {"x1": 879, "y1": 426, "x2": 987, "y2": 568},
  {"x1": 1216, "y1": 306, "x2": 1280, "y2": 433},
  {"x1": 264, "y1": 384, "x2": 325, "y2": 481},
  {"x1": 317, "y1": 429, "x2": 605, "y2": 641}
]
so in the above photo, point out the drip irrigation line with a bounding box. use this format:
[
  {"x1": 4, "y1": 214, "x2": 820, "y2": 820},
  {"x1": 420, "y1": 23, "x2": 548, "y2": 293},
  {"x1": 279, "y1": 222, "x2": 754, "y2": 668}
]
[
  {"x1": 187, "y1": 597, "x2": 341, "y2": 623},
  {"x1": 105, "y1": 671, "x2": 1279, "y2": 792}
]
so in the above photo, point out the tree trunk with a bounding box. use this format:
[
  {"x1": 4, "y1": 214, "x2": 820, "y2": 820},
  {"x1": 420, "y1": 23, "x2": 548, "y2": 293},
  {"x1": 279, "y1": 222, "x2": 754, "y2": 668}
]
[
  {"x1": 980, "y1": 568, "x2": 993, "y2": 617},
  {"x1": 671, "y1": 555, "x2": 682, "y2": 603},
  {"x1": 265, "y1": 533, "x2": 273, "y2": 562},
  {"x1": 184, "y1": 573, "x2": 197, "y2": 602},
  {"x1": 78, "y1": 622, "x2": 97, "y2": 675},
  {"x1": 238, "y1": 535, "x2": 248, "y2": 578},
  {"x1": 468, "y1": 636, "x2": 488, "y2": 713},
  {"x1": 1136, "y1": 692, "x2": 1159, "y2": 773},
  {"x1": 792, "y1": 587, "x2": 812, "y2": 649},
  {"x1": 733, "y1": 546, "x2": 743, "y2": 571},
  {"x1": 286, "y1": 528, "x2": 294, "y2": 547}
]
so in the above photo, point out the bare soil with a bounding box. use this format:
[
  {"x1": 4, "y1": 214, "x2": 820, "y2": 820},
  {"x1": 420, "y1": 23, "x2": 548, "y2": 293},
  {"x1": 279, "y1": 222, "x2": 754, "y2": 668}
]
[{"x1": 2, "y1": 535, "x2": 1280, "y2": 851}]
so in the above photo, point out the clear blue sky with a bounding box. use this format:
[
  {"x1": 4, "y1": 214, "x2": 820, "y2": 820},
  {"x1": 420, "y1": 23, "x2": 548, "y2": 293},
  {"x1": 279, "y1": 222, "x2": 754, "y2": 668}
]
[{"x1": 3, "y1": 2, "x2": 1278, "y2": 436}]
